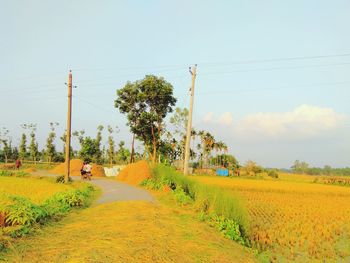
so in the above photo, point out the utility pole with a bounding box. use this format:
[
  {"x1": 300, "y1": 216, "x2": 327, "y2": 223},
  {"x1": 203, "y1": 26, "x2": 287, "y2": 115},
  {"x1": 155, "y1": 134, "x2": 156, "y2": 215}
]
[
  {"x1": 183, "y1": 64, "x2": 197, "y2": 175},
  {"x1": 65, "y1": 70, "x2": 73, "y2": 183}
]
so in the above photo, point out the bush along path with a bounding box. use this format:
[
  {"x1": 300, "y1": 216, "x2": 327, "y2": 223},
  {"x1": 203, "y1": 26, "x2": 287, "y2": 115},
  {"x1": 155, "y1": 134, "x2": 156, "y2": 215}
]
[{"x1": 0, "y1": 172, "x2": 96, "y2": 255}]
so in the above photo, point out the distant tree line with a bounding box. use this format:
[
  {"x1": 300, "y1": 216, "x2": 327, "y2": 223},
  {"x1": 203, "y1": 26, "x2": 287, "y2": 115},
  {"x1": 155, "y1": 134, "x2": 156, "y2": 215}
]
[
  {"x1": 0, "y1": 123, "x2": 132, "y2": 165},
  {"x1": 291, "y1": 160, "x2": 350, "y2": 176}
]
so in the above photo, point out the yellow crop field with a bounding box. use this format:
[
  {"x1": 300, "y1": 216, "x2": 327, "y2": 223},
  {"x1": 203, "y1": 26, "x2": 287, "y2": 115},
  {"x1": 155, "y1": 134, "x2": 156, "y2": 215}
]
[
  {"x1": 0, "y1": 177, "x2": 72, "y2": 204},
  {"x1": 193, "y1": 175, "x2": 350, "y2": 262}
]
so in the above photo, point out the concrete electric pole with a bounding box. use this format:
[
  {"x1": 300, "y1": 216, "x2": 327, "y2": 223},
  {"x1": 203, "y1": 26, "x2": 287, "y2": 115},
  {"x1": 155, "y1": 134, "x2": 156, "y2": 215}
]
[
  {"x1": 183, "y1": 64, "x2": 197, "y2": 175},
  {"x1": 65, "y1": 70, "x2": 73, "y2": 183}
]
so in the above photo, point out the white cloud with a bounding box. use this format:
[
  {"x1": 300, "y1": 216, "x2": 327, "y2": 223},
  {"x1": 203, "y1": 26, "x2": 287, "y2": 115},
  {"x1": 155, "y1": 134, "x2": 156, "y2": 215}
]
[
  {"x1": 202, "y1": 112, "x2": 233, "y2": 126},
  {"x1": 203, "y1": 112, "x2": 214, "y2": 123},
  {"x1": 219, "y1": 112, "x2": 234, "y2": 126},
  {"x1": 201, "y1": 105, "x2": 347, "y2": 141},
  {"x1": 234, "y1": 104, "x2": 346, "y2": 139}
]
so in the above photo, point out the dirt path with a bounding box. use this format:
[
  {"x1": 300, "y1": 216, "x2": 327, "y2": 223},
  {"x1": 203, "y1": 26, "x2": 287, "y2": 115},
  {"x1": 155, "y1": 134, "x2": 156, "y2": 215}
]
[{"x1": 34, "y1": 170, "x2": 155, "y2": 204}]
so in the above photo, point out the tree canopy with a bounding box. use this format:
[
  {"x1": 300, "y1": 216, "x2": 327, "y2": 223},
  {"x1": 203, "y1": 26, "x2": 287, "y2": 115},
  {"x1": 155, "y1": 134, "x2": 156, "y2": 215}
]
[{"x1": 115, "y1": 75, "x2": 177, "y2": 162}]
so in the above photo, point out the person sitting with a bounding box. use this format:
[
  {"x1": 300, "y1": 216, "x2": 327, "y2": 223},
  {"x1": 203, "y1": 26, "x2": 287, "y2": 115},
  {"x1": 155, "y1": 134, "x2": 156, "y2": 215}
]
[
  {"x1": 84, "y1": 162, "x2": 92, "y2": 175},
  {"x1": 80, "y1": 162, "x2": 87, "y2": 178}
]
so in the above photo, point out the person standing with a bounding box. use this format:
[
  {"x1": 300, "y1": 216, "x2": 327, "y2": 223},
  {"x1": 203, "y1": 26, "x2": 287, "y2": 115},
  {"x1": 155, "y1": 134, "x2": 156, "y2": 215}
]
[{"x1": 15, "y1": 159, "x2": 22, "y2": 170}]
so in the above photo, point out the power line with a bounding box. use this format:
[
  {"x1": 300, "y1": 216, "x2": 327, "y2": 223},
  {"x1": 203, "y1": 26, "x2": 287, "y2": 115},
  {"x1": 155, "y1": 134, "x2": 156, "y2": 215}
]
[
  {"x1": 199, "y1": 53, "x2": 350, "y2": 67},
  {"x1": 73, "y1": 95, "x2": 117, "y2": 116},
  {"x1": 197, "y1": 81, "x2": 350, "y2": 95},
  {"x1": 199, "y1": 62, "x2": 350, "y2": 76},
  {"x1": 2, "y1": 51, "x2": 350, "y2": 83}
]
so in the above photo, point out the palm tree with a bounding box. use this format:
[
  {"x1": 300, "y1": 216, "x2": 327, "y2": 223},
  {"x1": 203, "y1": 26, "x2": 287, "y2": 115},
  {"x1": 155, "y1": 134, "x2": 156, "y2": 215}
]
[{"x1": 203, "y1": 132, "x2": 215, "y2": 167}]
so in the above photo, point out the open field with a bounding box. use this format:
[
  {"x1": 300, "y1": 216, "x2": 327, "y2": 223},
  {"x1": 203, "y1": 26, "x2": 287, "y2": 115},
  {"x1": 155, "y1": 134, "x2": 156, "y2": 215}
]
[
  {"x1": 1, "y1": 200, "x2": 255, "y2": 263},
  {"x1": 0, "y1": 176, "x2": 72, "y2": 204},
  {"x1": 193, "y1": 175, "x2": 350, "y2": 261}
]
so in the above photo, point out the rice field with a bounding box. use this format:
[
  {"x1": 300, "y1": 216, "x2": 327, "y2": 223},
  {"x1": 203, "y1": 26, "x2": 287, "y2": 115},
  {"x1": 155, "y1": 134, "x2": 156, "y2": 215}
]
[
  {"x1": 193, "y1": 175, "x2": 350, "y2": 262},
  {"x1": 0, "y1": 176, "x2": 73, "y2": 204}
]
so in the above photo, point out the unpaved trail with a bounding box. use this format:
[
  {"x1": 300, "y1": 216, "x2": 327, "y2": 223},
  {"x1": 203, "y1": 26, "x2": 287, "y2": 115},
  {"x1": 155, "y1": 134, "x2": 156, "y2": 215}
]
[{"x1": 33, "y1": 170, "x2": 155, "y2": 204}]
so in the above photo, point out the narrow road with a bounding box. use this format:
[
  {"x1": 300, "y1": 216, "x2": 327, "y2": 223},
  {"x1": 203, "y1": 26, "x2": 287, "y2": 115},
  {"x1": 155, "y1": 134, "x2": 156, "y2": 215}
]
[{"x1": 34, "y1": 171, "x2": 155, "y2": 204}]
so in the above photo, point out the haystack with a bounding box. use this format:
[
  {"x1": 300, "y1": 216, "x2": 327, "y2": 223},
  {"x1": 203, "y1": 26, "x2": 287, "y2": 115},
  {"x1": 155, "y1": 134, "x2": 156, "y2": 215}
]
[
  {"x1": 117, "y1": 160, "x2": 151, "y2": 185},
  {"x1": 51, "y1": 159, "x2": 105, "y2": 177}
]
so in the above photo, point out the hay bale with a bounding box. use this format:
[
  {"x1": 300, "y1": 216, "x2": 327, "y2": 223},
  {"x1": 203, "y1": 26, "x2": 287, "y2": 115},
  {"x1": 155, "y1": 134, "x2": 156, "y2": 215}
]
[
  {"x1": 117, "y1": 160, "x2": 151, "y2": 185},
  {"x1": 51, "y1": 159, "x2": 105, "y2": 177}
]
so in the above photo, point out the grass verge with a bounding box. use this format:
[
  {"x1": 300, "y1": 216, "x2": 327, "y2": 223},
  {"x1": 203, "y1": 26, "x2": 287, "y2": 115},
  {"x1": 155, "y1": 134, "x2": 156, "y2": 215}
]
[
  {"x1": 0, "y1": 171, "x2": 97, "y2": 254},
  {"x1": 141, "y1": 164, "x2": 250, "y2": 246}
]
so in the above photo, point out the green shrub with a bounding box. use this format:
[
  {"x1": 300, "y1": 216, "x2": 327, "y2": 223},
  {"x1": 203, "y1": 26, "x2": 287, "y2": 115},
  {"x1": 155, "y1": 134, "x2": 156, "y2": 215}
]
[
  {"x1": 0, "y1": 185, "x2": 94, "y2": 228},
  {"x1": 267, "y1": 170, "x2": 279, "y2": 178},
  {"x1": 55, "y1": 175, "x2": 73, "y2": 183},
  {"x1": 173, "y1": 187, "x2": 193, "y2": 205},
  {"x1": 4, "y1": 196, "x2": 46, "y2": 226},
  {"x1": 209, "y1": 214, "x2": 246, "y2": 245},
  {"x1": 0, "y1": 171, "x2": 14, "y2": 177},
  {"x1": 0, "y1": 170, "x2": 29, "y2": 178}
]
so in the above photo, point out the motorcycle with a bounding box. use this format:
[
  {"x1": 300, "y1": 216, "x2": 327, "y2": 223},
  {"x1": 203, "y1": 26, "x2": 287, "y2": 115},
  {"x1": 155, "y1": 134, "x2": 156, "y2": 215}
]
[{"x1": 80, "y1": 170, "x2": 92, "y2": 181}]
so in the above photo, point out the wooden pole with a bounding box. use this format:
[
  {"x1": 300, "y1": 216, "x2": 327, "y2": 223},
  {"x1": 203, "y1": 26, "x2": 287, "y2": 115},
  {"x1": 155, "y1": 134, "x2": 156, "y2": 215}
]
[
  {"x1": 183, "y1": 64, "x2": 197, "y2": 175},
  {"x1": 65, "y1": 70, "x2": 73, "y2": 183}
]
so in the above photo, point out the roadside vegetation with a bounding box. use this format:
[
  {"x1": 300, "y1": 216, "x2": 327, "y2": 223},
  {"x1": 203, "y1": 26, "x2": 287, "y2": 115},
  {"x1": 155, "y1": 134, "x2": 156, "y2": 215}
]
[
  {"x1": 142, "y1": 165, "x2": 249, "y2": 246},
  {"x1": 1, "y1": 201, "x2": 255, "y2": 263},
  {"x1": 0, "y1": 170, "x2": 97, "y2": 255}
]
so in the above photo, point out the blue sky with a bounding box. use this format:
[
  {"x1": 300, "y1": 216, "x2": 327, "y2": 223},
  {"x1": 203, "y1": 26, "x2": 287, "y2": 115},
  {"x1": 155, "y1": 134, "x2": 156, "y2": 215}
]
[{"x1": 1, "y1": 0, "x2": 349, "y2": 167}]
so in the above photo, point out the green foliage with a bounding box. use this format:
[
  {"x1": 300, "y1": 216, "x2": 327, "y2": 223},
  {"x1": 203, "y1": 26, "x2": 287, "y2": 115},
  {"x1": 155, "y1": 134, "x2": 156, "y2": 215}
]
[
  {"x1": 267, "y1": 169, "x2": 279, "y2": 178},
  {"x1": 55, "y1": 175, "x2": 73, "y2": 183},
  {"x1": 0, "y1": 184, "x2": 94, "y2": 235},
  {"x1": 4, "y1": 196, "x2": 46, "y2": 226},
  {"x1": 0, "y1": 127, "x2": 11, "y2": 163},
  {"x1": 208, "y1": 214, "x2": 246, "y2": 245},
  {"x1": 291, "y1": 160, "x2": 310, "y2": 174},
  {"x1": 28, "y1": 128, "x2": 39, "y2": 163},
  {"x1": 45, "y1": 122, "x2": 59, "y2": 163},
  {"x1": 291, "y1": 161, "x2": 350, "y2": 176},
  {"x1": 107, "y1": 125, "x2": 116, "y2": 165},
  {"x1": 0, "y1": 170, "x2": 28, "y2": 178},
  {"x1": 115, "y1": 75, "x2": 177, "y2": 162},
  {"x1": 19, "y1": 133, "x2": 27, "y2": 160},
  {"x1": 74, "y1": 126, "x2": 105, "y2": 164},
  {"x1": 116, "y1": 141, "x2": 130, "y2": 163},
  {"x1": 210, "y1": 154, "x2": 239, "y2": 169},
  {"x1": 245, "y1": 160, "x2": 263, "y2": 176},
  {"x1": 172, "y1": 187, "x2": 193, "y2": 205}
]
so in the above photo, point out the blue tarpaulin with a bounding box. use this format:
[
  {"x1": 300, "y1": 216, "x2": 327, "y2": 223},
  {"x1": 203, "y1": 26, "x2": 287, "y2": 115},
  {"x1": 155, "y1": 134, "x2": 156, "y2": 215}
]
[{"x1": 216, "y1": 169, "x2": 229, "y2": 176}]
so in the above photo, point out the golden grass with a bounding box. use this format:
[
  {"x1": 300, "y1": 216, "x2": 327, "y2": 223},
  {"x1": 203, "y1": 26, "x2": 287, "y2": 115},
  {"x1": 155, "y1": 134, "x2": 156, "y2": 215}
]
[
  {"x1": 0, "y1": 177, "x2": 73, "y2": 204},
  {"x1": 193, "y1": 175, "x2": 350, "y2": 261},
  {"x1": 2, "y1": 200, "x2": 255, "y2": 263}
]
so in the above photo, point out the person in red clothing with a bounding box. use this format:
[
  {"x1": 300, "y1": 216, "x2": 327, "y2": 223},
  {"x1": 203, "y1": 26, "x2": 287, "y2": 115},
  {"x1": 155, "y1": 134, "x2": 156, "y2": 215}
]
[{"x1": 15, "y1": 159, "x2": 21, "y2": 170}]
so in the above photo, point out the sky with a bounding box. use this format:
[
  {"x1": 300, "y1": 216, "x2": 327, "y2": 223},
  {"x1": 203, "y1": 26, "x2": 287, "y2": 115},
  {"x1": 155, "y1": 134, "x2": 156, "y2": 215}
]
[{"x1": 1, "y1": 0, "x2": 349, "y2": 168}]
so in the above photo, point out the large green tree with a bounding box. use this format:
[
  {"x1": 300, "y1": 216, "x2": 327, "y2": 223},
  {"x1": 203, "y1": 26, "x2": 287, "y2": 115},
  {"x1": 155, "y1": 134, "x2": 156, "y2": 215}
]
[{"x1": 115, "y1": 75, "x2": 176, "y2": 163}]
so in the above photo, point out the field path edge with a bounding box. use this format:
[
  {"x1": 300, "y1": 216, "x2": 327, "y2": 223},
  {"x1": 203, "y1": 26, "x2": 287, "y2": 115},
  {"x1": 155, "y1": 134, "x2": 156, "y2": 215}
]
[{"x1": 33, "y1": 170, "x2": 155, "y2": 204}]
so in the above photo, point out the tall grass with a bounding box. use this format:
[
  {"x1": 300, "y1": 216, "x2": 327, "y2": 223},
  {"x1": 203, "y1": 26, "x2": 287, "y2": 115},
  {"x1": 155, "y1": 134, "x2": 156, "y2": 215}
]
[{"x1": 148, "y1": 165, "x2": 249, "y2": 236}]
